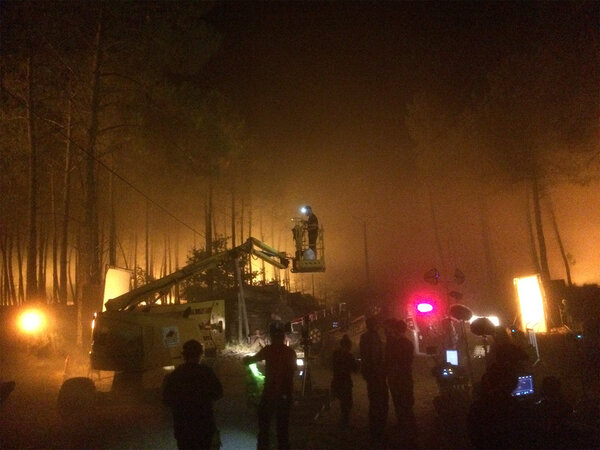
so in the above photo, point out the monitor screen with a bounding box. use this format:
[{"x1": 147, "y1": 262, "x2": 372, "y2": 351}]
[
  {"x1": 512, "y1": 374, "x2": 535, "y2": 397},
  {"x1": 445, "y1": 349, "x2": 458, "y2": 366}
]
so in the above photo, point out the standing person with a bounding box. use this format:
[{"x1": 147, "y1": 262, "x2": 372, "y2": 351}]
[
  {"x1": 248, "y1": 328, "x2": 266, "y2": 351},
  {"x1": 487, "y1": 326, "x2": 529, "y2": 372},
  {"x1": 536, "y1": 376, "x2": 574, "y2": 449},
  {"x1": 331, "y1": 334, "x2": 359, "y2": 430},
  {"x1": 385, "y1": 319, "x2": 416, "y2": 441},
  {"x1": 582, "y1": 315, "x2": 600, "y2": 398},
  {"x1": 303, "y1": 206, "x2": 319, "y2": 256},
  {"x1": 468, "y1": 363, "x2": 533, "y2": 449},
  {"x1": 162, "y1": 339, "x2": 223, "y2": 450},
  {"x1": 360, "y1": 315, "x2": 389, "y2": 446},
  {"x1": 244, "y1": 322, "x2": 297, "y2": 450}
]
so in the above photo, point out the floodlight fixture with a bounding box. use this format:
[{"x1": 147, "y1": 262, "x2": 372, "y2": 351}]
[
  {"x1": 514, "y1": 275, "x2": 548, "y2": 333},
  {"x1": 469, "y1": 315, "x2": 500, "y2": 327},
  {"x1": 18, "y1": 309, "x2": 46, "y2": 334}
]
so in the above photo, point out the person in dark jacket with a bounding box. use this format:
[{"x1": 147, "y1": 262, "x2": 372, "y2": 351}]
[
  {"x1": 331, "y1": 334, "x2": 359, "y2": 429},
  {"x1": 360, "y1": 315, "x2": 389, "y2": 445},
  {"x1": 162, "y1": 339, "x2": 223, "y2": 450},
  {"x1": 244, "y1": 322, "x2": 297, "y2": 450},
  {"x1": 535, "y1": 375, "x2": 574, "y2": 449},
  {"x1": 385, "y1": 319, "x2": 416, "y2": 438},
  {"x1": 468, "y1": 363, "x2": 533, "y2": 449},
  {"x1": 303, "y1": 206, "x2": 319, "y2": 256}
]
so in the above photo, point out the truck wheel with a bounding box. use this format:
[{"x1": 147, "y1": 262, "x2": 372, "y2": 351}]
[
  {"x1": 57, "y1": 377, "x2": 96, "y2": 421},
  {"x1": 309, "y1": 328, "x2": 322, "y2": 344}
]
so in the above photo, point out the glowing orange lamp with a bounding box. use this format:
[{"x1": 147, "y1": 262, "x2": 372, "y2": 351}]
[{"x1": 514, "y1": 275, "x2": 548, "y2": 333}]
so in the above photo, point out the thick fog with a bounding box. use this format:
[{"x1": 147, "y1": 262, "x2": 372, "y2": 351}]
[
  {"x1": 106, "y1": 2, "x2": 599, "y2": 320},
  {"x1": 1, "y1": 1, "x2": 597, "y2": 322}
]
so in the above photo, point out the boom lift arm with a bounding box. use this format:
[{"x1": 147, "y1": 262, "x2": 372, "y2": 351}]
[
  {"x1": 90, "y1": 237, "x2": 291, "y2": 375},
  {"x1": 104, "y1": 237, "x2": 289, "y2": 312}
]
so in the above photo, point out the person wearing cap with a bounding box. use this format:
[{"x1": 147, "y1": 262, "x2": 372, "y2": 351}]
[
  {"x1": 331, "y1": 334, "x2": 359, "y2": 430},
  {"x1": 162, "y1": 339, "x2": 223, "y2": 450},
  {"x1": 244, "y1": 322, "x2": 297, "y2": 450}
]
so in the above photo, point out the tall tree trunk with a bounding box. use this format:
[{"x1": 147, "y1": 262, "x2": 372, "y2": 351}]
[
  {"x1": 247, "y1": 197, "x2": 252, "y2": 283},
  {"x1": 38, "y1": 228, "x2": 47, "y2": 301},
  {"x1": 239, "y1": 197, "x2": 244, "y2": 246},
  {"x1": 75, "y1": 224, "x2": 82, "y2": 345},
  {"x1": 51, "y1": 174, "x2": 59, "y2": 302},
  {"x1": 532, "y1": 176, "x2": 550, "y2": 281},
  {"x1": 68, "y1": 247, "x2": 76, "y2": 303},
  {"x1": 0, "y1": 231, "x2": 9, "y2": 305},
  {"x1": 108, "y1": 160, "x2": 116, "y2": 266},
  {"x1": 117, "y1": 235, "x2": 128, "y2": 268},
  {"x1": 0, "y1": 247, "x2": 4, "y2": 305},
  {"x1": 99, "y1": 217, "x2": 105, "y2": 277},
  {"x1": 17, "y1": 232, "x2": 24, "y2": 304},
  {"x1": 80, "y1": 6, "x2": 104, "y2": 327},
  {"x1": 205, "y1": 179, "x2": 213, "y2": 255},
  {"x1": 148, "y1": 245, "x2": 153, "y2": 281},
  {"x1": 26, "y1": 49, "x2": 38, "y2": 302},
  {"x1": 260, "y1": 210, "x2": 265, "y2": 284},
  {"x1": 167, "y1": 235, "x2": 172, "y2": 273},
  {"x1": 205, "y1": 178, "x2": 214, "y2": 291},
  {"x1": 161, "y1": 235, "x2": 167, "y2": 279},
  {"x1": 548, "y1": 197, "x2": 572, "y2": 286},
  {"x1": 231, "y1": 189, "x2": 236, "y2": 248},
  {"x1": 75, "y1": 223, "x2": 82, "y2": 304},
  {"x1": 145, "y1": 201, "x2": 150, "y2": 282},
  {"x1": 133, "y1": 233, "x2": 138, "y2": 289},
  {"x1": 59, "y1": 96, "x2": 73, "y2": 304},
  {"x1": 174, "y1": 232, "x2": 178, "y2": 270},
  {"x1": 6, "y1": 232, "x2": 17, "y2": 305},
  {"x1": 526, "y1": 186, "x2": 541, "y2": 274}
]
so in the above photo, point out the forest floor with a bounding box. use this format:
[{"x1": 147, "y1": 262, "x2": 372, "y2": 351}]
[{"x1": 1, "y1": 334, "x2": 598, "y2": 449}]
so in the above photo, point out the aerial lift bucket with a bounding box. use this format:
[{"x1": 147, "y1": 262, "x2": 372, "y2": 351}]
[{"x1": 291, "y1": 224, "x2": 325, "y2": 273}]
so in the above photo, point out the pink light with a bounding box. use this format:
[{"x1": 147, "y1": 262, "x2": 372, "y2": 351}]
[{"x1": 417, "y1": 302, "x2": 434, "y2": 313}]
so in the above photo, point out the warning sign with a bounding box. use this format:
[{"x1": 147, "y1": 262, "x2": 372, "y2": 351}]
[{"x1": 162, "y1": 326, "x2": 180, "y2": 348}]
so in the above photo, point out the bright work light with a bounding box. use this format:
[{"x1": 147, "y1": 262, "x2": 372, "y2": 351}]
[
  {"x1": 514, "y1": 275, "x2": 547, "y2": 333},
  {"x1": 18, "y1": 309, "x2": 46, "y2": 334},
  {"x1": 469, "y1": 315, "x2": 500, "y2": 327}
]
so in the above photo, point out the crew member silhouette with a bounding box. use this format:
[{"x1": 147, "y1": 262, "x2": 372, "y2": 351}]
[
  {"x1": 303, "y1": 206, "x2": 318, "y2": 256},
  {"x1": 331, "y1": 334, "x2": 359, "y2": 430},
  {"x1": 244, "y1": 322, "x2": 297, "y2": 450},
  {"x1": 162, "y1": 339, "x2": 223, "y2": 450},
  {"x1": 360, "y1": 316, "x2": 388, "y2": 446},
  {"x1": 385, "y1": 319, "x2": 416, "y2": 442}
]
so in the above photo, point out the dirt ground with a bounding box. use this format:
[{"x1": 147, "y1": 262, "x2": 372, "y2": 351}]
[
  {"x1": 0, "y1": 338, "x2": 597, "y2": 450},
  {"x1": 0, "y1": 340, "x2": 460, "y2": 450}
]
